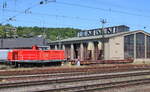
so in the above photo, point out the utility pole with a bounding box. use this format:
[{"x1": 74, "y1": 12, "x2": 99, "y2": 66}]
[
  {"x1": 42, "y1": 20, "x2": 47, "y2": 45},
  {"x1": 58, "y1": 33, "x2": 61, "y2": 50},
  {"x1": 100, "y1": 19, "x2": 107, "y2": 60},
  {"x1": 1, "y1": 28, "x2": 3, "y2": 48}
]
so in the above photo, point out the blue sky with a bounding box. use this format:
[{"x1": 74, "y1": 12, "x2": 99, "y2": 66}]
[{"x1": 0, "y1": 0, "x2": 150, "y2": 32}]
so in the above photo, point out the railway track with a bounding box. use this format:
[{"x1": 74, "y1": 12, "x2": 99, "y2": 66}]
[
  {"x1": 38, "y1": 78, "x2": 150, "y2": 92},
  {"x1": 1, "y1": 65, "x2": 150, "y2": 83},
  {"x1": 1, "y1": 69, "x2": 150, "y2": 92},
  {"x1": 1, "y1": 67, "x2": 150, "y2": 82},
  {"x1": 0, "y1": 64, "x2": 150, "y2": 76}
]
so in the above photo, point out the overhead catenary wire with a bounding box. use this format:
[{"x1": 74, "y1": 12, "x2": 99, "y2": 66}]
[
  {"x1": 6, "y1": 17, "x2": 90, "y2": 29},
  {"x1": 2, "y1": 15, "x2": 150, "y2": 31},
  {"x1": 0, "y1": 8, "x2": 97, "y2": 22},
  {"x1": 0, "y1": 0, "x2": 149, "y2": 30},
  {"x1": 0, "y1": 0, "x2": 56, "y2": 24},
  {"x1": 56, "y1": 1, "x2": 150, "y2": 18},
  {"x1": 55, "y1": 1, "x2": 150, "y2": 29},
  {"x1": 1, "y1": 9, "x2": 149, "y2": 30},
  {"x1": 2, "y1": 0, "x2": 150, "y2": 24},
  {"x1": 90, "y1": 0, "x2": 149, "y2": 13}
]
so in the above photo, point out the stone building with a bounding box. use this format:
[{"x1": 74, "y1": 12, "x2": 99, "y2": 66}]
[{"x1": 48, "y1": 25, "x2": 150, "y2": 63}]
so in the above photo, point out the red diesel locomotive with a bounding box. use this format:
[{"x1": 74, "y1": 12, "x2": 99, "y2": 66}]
[{"x1": 7, "y1": 46, "x2": 65, "y2": 66}]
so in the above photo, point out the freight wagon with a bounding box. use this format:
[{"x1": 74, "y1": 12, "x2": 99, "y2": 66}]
[{"x1": 7, "y1": 46, "x2": 65, "y2": 67}]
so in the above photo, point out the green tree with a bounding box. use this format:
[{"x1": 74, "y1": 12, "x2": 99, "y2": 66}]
[{"x1": 0, "y1": 24, "x2": 80, "y2": 41}]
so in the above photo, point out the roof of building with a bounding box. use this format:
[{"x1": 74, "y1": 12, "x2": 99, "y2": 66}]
[
  {"x1": 49, "y1": 30, "x2": 150, "y2": 44},
  {"x1": 0, "y1": 37, "x2": 46, "y2": 49},
  {"x1": 80, "y1": 25, "x2": 129, "y2": 32}
]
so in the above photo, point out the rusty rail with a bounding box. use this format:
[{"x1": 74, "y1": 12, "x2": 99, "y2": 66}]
[{"x1": 0, "y1": 64, "x2": 149, "y2": 76}]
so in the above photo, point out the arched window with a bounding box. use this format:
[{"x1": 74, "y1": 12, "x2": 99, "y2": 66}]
[
  {"x1": 124, "y1": 34, "x2": 134, "y2": 59},
  {"x1": 147, "y1": 36, "x2": 150, "y2": 58},
  {"x1": 136, "y1": 33, "x2": 145, "y2": 58}
]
